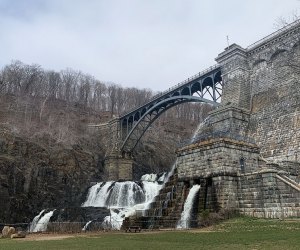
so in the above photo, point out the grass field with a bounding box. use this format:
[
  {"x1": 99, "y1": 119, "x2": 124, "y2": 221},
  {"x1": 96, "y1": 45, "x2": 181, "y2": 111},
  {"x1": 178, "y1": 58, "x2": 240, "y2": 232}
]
[{"x1": 1, "y1": 217, "x2": 300, "y2": 250}]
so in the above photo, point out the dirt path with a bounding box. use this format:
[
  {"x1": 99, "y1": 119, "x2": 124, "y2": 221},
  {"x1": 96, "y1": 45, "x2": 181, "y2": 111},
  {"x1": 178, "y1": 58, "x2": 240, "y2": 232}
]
[
  {"x1": 16, "y1": 234, "x2": 76, "y2": 241},
  {"x1": 14, "y1": 227, "x2": 219, "y2": 241}
]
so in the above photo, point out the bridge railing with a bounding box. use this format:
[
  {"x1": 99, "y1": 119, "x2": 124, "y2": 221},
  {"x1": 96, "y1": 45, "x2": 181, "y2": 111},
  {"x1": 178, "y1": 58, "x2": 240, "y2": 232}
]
[
  {"x1": 121, "y1": 64, "x2": 220, "y2": 117},
  {"x1": 247, "y1": 18, "x2": 300, "y2": 51},
  {"x1": 151, "y1": 63, "x2": 220, "y2": 100}
]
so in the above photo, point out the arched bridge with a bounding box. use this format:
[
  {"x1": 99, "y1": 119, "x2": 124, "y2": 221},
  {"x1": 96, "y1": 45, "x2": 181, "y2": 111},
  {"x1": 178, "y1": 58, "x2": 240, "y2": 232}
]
[{"x1": 119, "y1": 64, "x2": 222, "y2": 154}]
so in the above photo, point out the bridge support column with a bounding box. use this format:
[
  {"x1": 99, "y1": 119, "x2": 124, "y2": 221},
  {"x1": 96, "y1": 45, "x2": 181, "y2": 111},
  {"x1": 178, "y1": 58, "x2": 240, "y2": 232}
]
[{"x1": 105, "y1": 152, "x2": 133, "y2": 181}]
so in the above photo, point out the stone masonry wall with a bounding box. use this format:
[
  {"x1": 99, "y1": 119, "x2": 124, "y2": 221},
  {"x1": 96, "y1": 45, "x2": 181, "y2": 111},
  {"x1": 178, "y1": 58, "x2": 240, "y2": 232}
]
[
  {"x1": 238, "y1": 170, "x2": 300, "y2": 218},
  {"x1": 246, "y1": 26, "x2": 300, "y2": 161},
  {"x1": 174, "y1": 22, "x2": 300, "y2": 219},
  {"x1": 177, "y1": 139, "x2": 260, "y2": 180},
  {"x1": 216, "y1": 45, "x2": 251, "y2": 109},
  {"x1": 217, "y1": 22, "x2": 300, "y2": 162}
]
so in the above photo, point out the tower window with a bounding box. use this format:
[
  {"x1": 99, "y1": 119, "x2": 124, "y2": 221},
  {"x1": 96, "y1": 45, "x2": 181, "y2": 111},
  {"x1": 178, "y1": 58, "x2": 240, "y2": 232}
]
[{"x1": 240, "y1": 158, "x2": 245, "y2": 173}]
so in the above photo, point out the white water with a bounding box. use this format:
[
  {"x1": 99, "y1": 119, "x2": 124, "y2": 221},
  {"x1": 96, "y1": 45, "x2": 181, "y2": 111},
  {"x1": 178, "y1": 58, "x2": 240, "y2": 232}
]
[
  {"x1": 141, "y1": 173, "x2": 157, "y2": 182},
  {"x1": 29, "y1": 209, "x2": 45, "y2": 232},
  {"x1": 164, "y1": 164, "x2": 176, "y2": 184},
  {"x1": 30, "y1": 166, "x2": 175, "y2": 231},
  {"x1": 82, "y1": 178, "x2": 164, "y2": 229},
  {"x1": 82, "y1": 220, "x2": 93, "y2": 231},
  {"x1": 82, "y1": 182, "x2": 113, "y2": 207},
  {"x1": 31, "y1": 210, "x2": 55, "y2": 232},
  {"x1": 177, "y1": 185, "x2": 200, "y2": 229},
  {"x1": 157, "y1": 173, "x2": 167, "y2": 182},
  {"x1": 82, "y1": 181, "x2": 161, "y2": 209},
  {"x1": 191, "y1": 117, "x2": 209, "y2": 142}
]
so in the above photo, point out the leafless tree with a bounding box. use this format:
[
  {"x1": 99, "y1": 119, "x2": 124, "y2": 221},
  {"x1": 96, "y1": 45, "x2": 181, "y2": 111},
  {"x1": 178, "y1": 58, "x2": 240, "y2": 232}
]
[
  {"x1": 107, "y1": 83, "x2": 117, "y2": 117},
  {"x1": 92, "y1": 80, "x2": 107, "y2": 110},
  {"x1": 61, "y1": 69, "x2": 81, "y2": 102}
]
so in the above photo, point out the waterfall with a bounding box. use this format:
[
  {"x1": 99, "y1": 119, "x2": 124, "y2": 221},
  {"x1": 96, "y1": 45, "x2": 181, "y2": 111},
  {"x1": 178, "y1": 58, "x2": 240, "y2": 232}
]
[
  {"x1": 82, "y1": 181, "x2": 161, "y2": 209},
  {"x1": 157, "y1": 173, "x2": 167, "y2": 182},
  {"x1": 29, "y1": 165, "x2": 175, "y2": 231},
  {"x1": 81, "y1": 178, "x2": 165, "y2": 229},
  {"x1": 30, "y1": 210, "x2": 55, "y2": 232},
  {"x1": 141, "y1": 173, "x2": 157, "y2": 182},
  {"x1": 28, "y1": 209, "x2": 45, "y2": 232},
  {"x1": 177, "y1": 185, "x2": 200, "y2": 229},
  {"x1": 105, "y1": 181, "x2": 145, "y2": 208},
  {"x1": 82, "y1": 220, "x2": 93, "y2": 231},
  {"x1": 82, "y1": 182, "x2": 113, "y2": 207},
  {"x1": 191, "y1": 117, "x2": 209, "y2": 142}
]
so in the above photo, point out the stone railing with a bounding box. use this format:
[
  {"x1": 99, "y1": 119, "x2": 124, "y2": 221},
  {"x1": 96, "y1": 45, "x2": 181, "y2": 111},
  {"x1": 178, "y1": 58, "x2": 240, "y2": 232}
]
[{"x1": 247, "y1": 18, "x2": 300, "y2": 51}]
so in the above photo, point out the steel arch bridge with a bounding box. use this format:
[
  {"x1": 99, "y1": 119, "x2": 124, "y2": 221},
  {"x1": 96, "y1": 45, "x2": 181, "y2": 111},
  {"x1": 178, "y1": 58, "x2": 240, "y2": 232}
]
[{"x1": 119, "y1": 64, "x2": 222, "y2": 154}]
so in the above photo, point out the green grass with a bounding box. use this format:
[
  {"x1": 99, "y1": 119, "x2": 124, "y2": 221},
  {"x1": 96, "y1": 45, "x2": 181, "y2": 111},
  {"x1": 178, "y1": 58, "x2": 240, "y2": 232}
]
[{"x1": 1, "y1": 217, "x2": 300, "y2": 250}]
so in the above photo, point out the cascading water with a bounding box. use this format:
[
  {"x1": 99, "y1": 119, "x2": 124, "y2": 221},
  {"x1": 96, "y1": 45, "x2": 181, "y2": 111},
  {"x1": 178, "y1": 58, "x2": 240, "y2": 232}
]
[
  {"x1": 82, "y1": 181, "x2": 160, "y2": 209},
  {"x1": 177, "y1": 185, "x2": 200, "y2": 229},
  {"x1": 82, "y1": 182, "x2": 114, "y2": 207},
  {"x1": 29, "y1": 167, "x2": 174, "y2": 231},
  {"x1": 28, "y1": 209, "x2": 45, "y2": 232},
  {"x1": 82, "y1": 220, "x2": 93, "y2": 231},
  {"x1": 141, "y1": 174, "x2": 157, "y2": 182},
  {"x1": 30, "y1": 210, "x2": 55, "y2": 232},
  {"x1": 191, "y1": 117, "x2": 209, "y2": 142},
  {"x1": 81, "y1": 174, "x2": 168, "y2": 230}
]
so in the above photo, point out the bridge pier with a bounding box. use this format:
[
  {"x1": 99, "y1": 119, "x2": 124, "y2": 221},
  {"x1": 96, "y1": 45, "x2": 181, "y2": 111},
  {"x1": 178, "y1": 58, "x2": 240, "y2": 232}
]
[{"x1": 105, "y1": 151, "x2": 133, "y2": 181}]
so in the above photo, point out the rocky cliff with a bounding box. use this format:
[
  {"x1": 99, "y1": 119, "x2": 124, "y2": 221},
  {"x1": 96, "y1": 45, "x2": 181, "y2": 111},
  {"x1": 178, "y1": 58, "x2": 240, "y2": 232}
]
[{"x1": 0, "y1": 127, "x2": 104, "y2": 223}]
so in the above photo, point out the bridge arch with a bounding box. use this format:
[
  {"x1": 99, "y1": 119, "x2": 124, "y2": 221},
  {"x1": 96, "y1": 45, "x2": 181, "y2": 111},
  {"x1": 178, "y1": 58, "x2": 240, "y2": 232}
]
[{"x1": 120, "y1": 95, "x2": 219, "y2": 153}]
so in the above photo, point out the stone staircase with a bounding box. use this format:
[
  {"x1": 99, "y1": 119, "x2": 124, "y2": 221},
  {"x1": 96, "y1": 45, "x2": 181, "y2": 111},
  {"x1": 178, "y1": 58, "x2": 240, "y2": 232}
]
[
  {"x1": 124, "y1": 170, "x2": 189, "y2": 229},
  {"x1": 238, "y1": 170, "x2": 300, "y2": 218}
]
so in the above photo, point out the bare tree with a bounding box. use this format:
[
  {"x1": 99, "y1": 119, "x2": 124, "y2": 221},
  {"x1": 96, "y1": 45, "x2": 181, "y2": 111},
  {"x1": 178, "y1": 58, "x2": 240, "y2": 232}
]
[
  {"x1": 273, "y1": 11, "x2": 299, "y2": 29},
  {"x1": 61, "y1": 69, "x2": 81, "y2": 102},
  {"x1": 92, "y1": 80, "x2": 107, "y2": 111},
  {"x1": 0, "y1": 70, "x2": 6, "y2": 94},
  {"x1": 107, "y1": 83, "x2": 117, "y2": 117},
  {"x1": 116, "y1": 86, "x2": 125, "y2": 115},
  {"x1": 78, "y1": 74, "x2": 92, "y2": 107}
]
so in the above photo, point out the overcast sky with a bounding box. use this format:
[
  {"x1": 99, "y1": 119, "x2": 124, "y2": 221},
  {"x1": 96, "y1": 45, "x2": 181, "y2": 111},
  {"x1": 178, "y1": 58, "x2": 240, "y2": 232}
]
[{"x1": 0, "y1": 0, "x2": 299, "y2": 91}]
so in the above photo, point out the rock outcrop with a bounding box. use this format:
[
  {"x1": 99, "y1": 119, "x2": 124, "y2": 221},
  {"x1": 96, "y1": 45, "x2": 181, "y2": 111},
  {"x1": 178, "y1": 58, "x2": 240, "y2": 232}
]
[{"x1": 0, "y1": 127, "x2": 105, "y2": 223}]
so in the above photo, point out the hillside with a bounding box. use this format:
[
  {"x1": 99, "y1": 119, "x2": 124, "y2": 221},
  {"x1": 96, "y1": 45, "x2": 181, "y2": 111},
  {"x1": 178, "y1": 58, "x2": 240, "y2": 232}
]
[{"x1": 0, "y1": 61, "x2": 212, "y2": 223}]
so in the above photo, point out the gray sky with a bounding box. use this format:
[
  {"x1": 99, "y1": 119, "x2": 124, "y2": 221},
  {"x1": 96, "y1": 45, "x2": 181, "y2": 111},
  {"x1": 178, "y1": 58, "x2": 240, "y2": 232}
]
[{"x1": 0, "y1": 0, "x2": 299, "y2": 91}]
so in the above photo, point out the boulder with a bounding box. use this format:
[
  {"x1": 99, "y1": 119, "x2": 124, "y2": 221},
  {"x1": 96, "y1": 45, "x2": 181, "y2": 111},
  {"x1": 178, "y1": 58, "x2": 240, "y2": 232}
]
[
  {"x1": 11, "y1": 231, "x2": 26, "y2": 239},
  {"x1": 8, "y1": 227, "x2": 16, "y2": 235},
  {"x1": 2, "y1": 226, "x2": 15, "y2": 238}
]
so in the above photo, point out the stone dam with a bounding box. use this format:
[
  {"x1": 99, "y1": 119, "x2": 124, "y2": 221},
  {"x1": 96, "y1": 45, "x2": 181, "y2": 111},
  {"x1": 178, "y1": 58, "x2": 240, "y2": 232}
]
[
  {"x1": 24, "y1": 20, "x2": 300, "y2": 232},
  {"x1": 125, "y1": 19, "x2": 300, "y2": 227}
]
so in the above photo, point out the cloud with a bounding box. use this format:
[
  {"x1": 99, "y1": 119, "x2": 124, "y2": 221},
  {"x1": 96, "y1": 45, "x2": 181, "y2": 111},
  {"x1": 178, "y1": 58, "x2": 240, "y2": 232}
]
[{"x1": 0, "y1": 0, "x2": 299, "y2": 91}]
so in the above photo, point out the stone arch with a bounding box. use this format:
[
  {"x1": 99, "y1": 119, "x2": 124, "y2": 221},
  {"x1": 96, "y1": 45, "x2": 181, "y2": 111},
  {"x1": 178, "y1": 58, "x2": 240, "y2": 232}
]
[
  {"x1": 269, "y1": 49, "x2": 288, "y2": 62},
  {"x1": 291, "y1": 39, "x2": 300, "y2": 49},
  {"x1": 252, "y1": 58, "x2": 267, "y2": 68}
]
